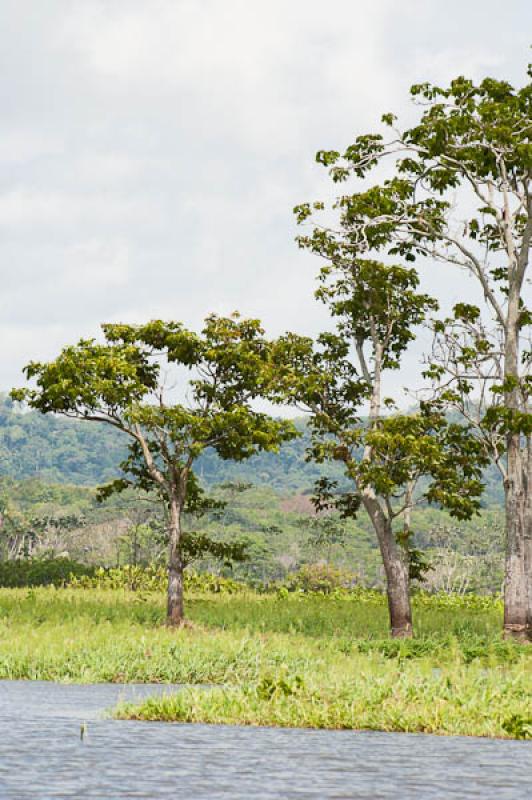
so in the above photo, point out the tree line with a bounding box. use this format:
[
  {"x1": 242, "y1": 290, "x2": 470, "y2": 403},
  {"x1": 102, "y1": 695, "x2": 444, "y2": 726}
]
[
  {"x1": 12, "y1": 65, "x2": 531, "y2": 639},
  {"x1": 0, "y1": 395, "x2": 506, "y2": 501}
]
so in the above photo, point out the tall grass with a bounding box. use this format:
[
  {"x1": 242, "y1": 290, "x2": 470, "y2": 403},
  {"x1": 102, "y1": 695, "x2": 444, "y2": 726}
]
[
  {"x1": 116, "y1": 662, "x2": 532, "y2": 739},
  {"x1": 0, "y1": 587, "x2": 530, "y2": 737}
]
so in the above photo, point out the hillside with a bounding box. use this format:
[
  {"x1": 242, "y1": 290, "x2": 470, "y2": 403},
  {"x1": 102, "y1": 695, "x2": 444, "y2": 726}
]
[
  {"x1": 0, "y1": 396, "x2": 342, "y2": 491},
  {"x1": 0, "y1": 396, "x2": 505, "y2": 592},
  {"x1": 0, "y1": 395, "x2": 503, "y2": 504}
]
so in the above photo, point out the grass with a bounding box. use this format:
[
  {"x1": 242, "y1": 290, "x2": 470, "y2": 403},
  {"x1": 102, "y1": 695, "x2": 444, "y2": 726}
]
[
  {"x1": 116, "y1": 663, "x2": 532, "y2": 739},
  {"x1": 0, "y1": 587, "x2": 530, "y2": 737}
]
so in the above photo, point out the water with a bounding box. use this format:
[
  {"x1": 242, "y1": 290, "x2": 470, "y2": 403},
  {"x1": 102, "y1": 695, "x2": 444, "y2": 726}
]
[{"x1": 0, "y1": 680, "x2": 530, "y2": 799}]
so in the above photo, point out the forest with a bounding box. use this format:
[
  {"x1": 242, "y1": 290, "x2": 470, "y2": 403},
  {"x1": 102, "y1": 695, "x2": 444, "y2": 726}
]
[{"x1": 0, "y1": 394, "x2": 505, "y2": 594}]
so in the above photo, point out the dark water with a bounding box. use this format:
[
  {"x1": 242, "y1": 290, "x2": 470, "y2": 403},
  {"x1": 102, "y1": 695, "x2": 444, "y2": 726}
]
[{"x1": 0, "y1": 681, "x2": 530, "y2": 799}]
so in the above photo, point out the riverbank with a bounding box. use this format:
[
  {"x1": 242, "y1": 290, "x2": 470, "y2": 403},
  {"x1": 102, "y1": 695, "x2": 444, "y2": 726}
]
[
  {"x1": 115, "y1": 664, "x2": 531, "y2": 739},
  {"x1": 3, "y1": 681, "x2": 531, "y2": 799},
  {"x1": 0, "y1": 588, "x2": 530, "y2": 738}
]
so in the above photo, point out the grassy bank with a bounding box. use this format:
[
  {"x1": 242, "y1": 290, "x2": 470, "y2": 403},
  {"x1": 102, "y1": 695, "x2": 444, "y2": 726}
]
[
  {"x1": 116, "y1": 663, "x2": 532, "y2": 739},
  {"x1": 0, "y1": 587, "x2": 530, "y2": 737}
]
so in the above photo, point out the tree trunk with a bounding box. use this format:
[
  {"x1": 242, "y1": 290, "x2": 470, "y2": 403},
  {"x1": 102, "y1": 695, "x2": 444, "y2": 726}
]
[
  {"x1": 503, "y1": 447, "x2": 528, "y2": 640},
  {"x1": 502, "y1": 287, "x2": 530, "y2": 640},
  {"x1": 363, "y1": 495, "x2": 413, "y2": 638},
  {"x1": 382, "y1": 535, "x2": 413, "y2": 639},
  {"x1": 166, "y1": 497, "x2": 185, "y2": 627},
  {"x1": 523, "y1": 436, "x2": 532, "y2": 641}
]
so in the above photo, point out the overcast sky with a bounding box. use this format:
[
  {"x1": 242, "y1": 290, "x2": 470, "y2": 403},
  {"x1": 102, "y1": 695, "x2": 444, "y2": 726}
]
[{"x1": 1, "y1": 0, "x2": 530, "y2": 401}]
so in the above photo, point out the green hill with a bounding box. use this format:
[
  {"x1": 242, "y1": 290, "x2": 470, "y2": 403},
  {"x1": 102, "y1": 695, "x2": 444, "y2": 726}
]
[
  {"x1": 0, "y1": 395, "x2": 503, "y2": 504},
  {"x1": 0, "y1": 396, "x2": 342, "y2": 491}
]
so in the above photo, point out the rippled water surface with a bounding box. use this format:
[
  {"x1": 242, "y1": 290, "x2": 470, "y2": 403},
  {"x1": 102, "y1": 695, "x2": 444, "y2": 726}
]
[{"x1": 0, "y1": 680, "x2": 531, "y2": 798}]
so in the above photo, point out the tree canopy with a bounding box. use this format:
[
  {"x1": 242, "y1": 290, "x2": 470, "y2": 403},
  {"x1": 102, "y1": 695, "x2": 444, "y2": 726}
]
[
  {"x1": 12, "y1": 314, "x2": 296, "y2": 623},
  {"x1": 292, "y1": 65, "x2": 531, "y2": 639}
]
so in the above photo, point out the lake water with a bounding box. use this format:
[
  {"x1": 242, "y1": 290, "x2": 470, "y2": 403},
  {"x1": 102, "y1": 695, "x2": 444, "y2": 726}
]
[{"x1": 0, "y1": 680, "x2": 530, "y2": 798}]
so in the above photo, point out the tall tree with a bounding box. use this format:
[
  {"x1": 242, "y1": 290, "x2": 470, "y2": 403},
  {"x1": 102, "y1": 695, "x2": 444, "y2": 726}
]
[
  {"x1": 271, "y1": 259, "x2": 487, "y2": 637},
  {"x1": 298, "y1": 67, "x2": 531, "y2": 639},
  {"x1": 12, "y1": 315, "x2": 295, "y2": 625},
  {"x1": 425, "y1": 300, "x2": 531, "y2": 637}
]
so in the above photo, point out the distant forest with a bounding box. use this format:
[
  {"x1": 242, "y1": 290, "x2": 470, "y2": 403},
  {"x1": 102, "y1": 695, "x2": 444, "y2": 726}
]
[{"x1": 0, "y1": 395, "x2": 504, "y2": 504}]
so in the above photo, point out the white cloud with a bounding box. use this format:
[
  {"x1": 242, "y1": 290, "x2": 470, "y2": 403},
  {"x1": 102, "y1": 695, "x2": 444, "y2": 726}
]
[
  {"x1": 0, "y1": 129, "x2": 64, "y2": 165},
  {"x1": 0, "y1": 187, "x2": 163, "y2": 232},
  {"x1": 57, "y1": 0, "x2": 396, "y2": 152},
  {"x1": 0, "y1": 0, "x2": 530, "y2": 395},
  {"x1": 64, "y1": 240, "x2": 131, "y2": 289}
]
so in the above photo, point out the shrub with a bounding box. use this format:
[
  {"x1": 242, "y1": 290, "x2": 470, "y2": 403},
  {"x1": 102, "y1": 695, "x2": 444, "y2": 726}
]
[
  {"x1": 68, "y1": 565, "x2": 248, "y2": 594},
  {"x1": 284, "y1": 564, "x2": 358, "y2": 594},
  {"x1": 0, "y1": 557, "x2": 95, "y2": 588},
  {"x1": 412, "y1": 590, "x2": 502, "y2": 611}
]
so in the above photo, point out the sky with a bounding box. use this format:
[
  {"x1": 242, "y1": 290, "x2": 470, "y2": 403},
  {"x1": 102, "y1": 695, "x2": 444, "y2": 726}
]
[{"x1": 0, "y1": 0, "x2": 530, "y2": 402}]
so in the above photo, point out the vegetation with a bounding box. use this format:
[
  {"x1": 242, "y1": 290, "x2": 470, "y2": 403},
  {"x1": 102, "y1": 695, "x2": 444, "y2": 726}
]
[
  {"x1": 0, "y1": 396, "x2": 507, "y2": 503},
  {"x1": 0, "y1": 557, "x2": 95, "y2": 588},
  {"x1": 12, "y1": 316, "x2": 296, "y2": 625},
  {"x1": 0, "y1": 67, "x2": 528, "y2": 760},
  {"x1": 117, "y1": 665, "x2": 531, "y2": 738},
  {"x1": 68, "y1": 565, "x2": 247, "y2": 594},
  {"x1": 0, "y1": 396, "x2": 344, "y2": 492},
  {"x1": 305, "y1": 68, "x2": 531, "y2": 639},
  {"x1": 273, "y1": 208, "x2": 487, "y2": 640},
  {"x1": 0, "y1": 586, "x2": 529, "y2": 738},
  {"x1": 0, "y1": 475, "x2": 508, "y2": 594},
  {"x1": 0, "y1": 395, "x2": 126, "y2": 485}
]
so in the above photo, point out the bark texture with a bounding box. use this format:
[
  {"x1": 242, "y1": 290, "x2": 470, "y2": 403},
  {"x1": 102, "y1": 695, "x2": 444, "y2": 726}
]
[
  {"x1": 525, "y1": 440, "x2": 532, "y2": 638},
  {"x1": 166, "y1": 496, "x2": 185, "y2": 626},
  {"x1": 504, "y1": 434, "x2": 532, "y2": 641},
  {"x1": 503, "y1": 471, "x2": 527, "y2": 640},
  {"x1": 502, "y1": 285, "x2": 531, "y2": 641},
  {"x1": 363, "y1": 494, "x2": 413, "y2": 638}
]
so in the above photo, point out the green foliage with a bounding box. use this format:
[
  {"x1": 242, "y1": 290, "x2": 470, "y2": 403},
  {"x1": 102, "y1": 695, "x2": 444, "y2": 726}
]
[
  {"x1": 0, "y1": 471, "x2": 507, "y2": 592},
  {"x1": 273, "y1": 167, "x2": 493, "y2": 645},
  {"x1": 406, "y1": 545, "x2": 432, "y2": 583},
  {"x1": 11, "y1": 315, "x2": 297, "y2": 500},
  {"x1": 361, "y1": 406, "x2": 489, "y2": 520},
  {"x1": 68, "y1": 565, "x2": 248, "y2": 594},
  {"x1": 302, "y1": 67, "x2": 531, "y2": 515},
  {"x1": 116, "y1": 664, "x2": 532, "y2": 737},
  {"x1": 181, "y1": 531, "x2": 248, "y2": 568},
  {"x1": 273, "y1": 65, "x2": 532, "y2": 640},
  {"x1": 283, "y1": 564, "x2": 358, "y2": 594},
  {"x1": 11, "y1": 315, "x2": 297, "y2": 620},
  {"x1": 0, "y1": 395, "x2": 126, "y2": 485},
  {"x1": 271, "y1": 327, "x2": 488, "y2": 526},
  {"x1": 271, "y1": 259, "x2": 436, "y2": 416},
  {"x1": 254, "y1": 672, "x2": 305, "y2": 701},
  {"x1": 83, "y1": 585, "x2": 529, "y2": 737},
  {"x1": 308, "y1": 69, "x2": 532, "y2": 270},
  {"x1": 68, "y1": 564, "x2": 168, "y2": 592},
  {"x1": 0, "y1": 400, "x2": 505, "y2": 502},
  {"x1": 502, "y1": 714, "x2": 532, "y2": 739},
  {"x1": 281, "y1": 114, "x2": 493, "y2": 531},
  {"x1": 0, "y1": 557, "x2": 95, "y2": 588}
]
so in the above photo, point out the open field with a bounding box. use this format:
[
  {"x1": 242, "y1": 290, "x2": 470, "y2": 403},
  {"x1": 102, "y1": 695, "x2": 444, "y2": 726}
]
[{"x1": 0, "y1": 588, "x2": 530, "y2": 738}]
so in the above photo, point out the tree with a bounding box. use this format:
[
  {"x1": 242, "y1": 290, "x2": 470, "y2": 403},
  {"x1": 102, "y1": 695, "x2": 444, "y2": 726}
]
[
  {"x1": 271, "y1": 259, "x2": 487, "y2": 637},
  {"x1": 108, "y1": 489, "x2": 246, "y2": 573},
  {"x1": 299, "y1": 67, "x2": 530, "y2": 637},
  {"x1": 12, "y1": 314, "x2": 296, "y2": 625},
  {"x1": 299, "y1": 512, "x2": 348, "y2": 566},
  {"x1": 425, "y1": 302, "x2": 530, "y2": 631},
  {"x1": 419, "y1": 517, "x2": 505, "y2": 596}
]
